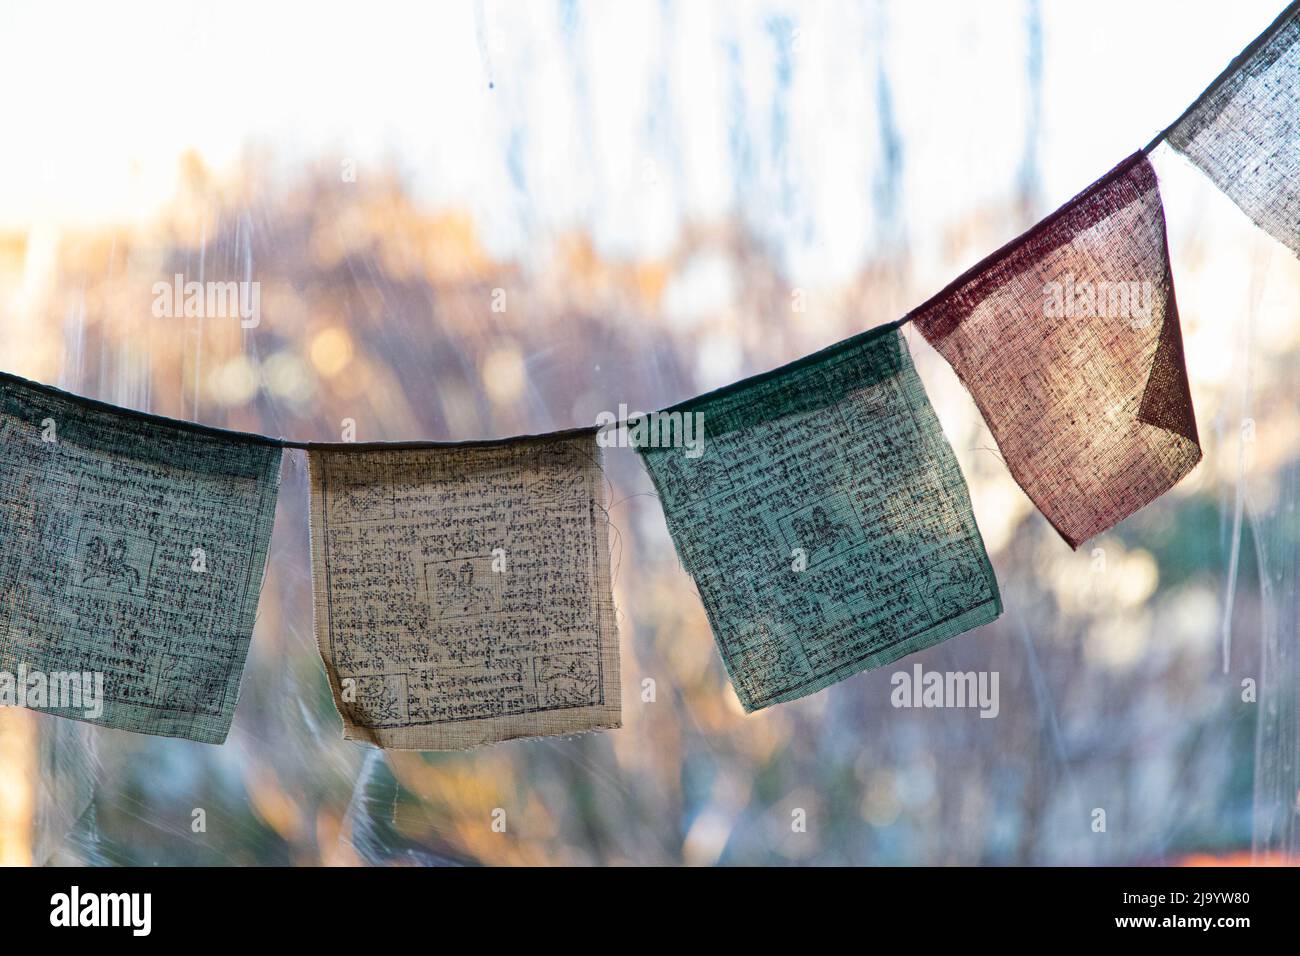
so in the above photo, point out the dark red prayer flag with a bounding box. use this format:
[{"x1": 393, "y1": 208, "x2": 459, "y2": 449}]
[{"x1": 912, "y1": 153, "x2": 1201, "y2": 549}]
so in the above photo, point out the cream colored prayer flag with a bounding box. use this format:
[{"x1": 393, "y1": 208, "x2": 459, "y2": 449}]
[{"x1": 307, "y1": 432, "x2": 620, "y2": 750}]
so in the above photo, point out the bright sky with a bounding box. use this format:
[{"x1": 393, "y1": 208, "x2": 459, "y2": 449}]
[{"x1": 0, "y1": 0, "x2": 1288, "y2": 285}]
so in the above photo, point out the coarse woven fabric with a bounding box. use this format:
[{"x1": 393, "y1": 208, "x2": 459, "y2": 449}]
[
  {"x1": 0, "y1": 373, "x2": 282, "y2": 744},
  {"x1": 1167, "y1": 2, "x2": 1299, "y2": 257},
  {"x1": 636, "y1": 326, "x2": 1001, "y2": 713},
  {"x1": 308, "y1": 432, "x2": 620, "y2": 750},
  {"x1": 913, "y1": 152, "x2": 1201, "y2": 549}
]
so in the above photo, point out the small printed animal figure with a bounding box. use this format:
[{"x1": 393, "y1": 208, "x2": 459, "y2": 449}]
[
  {"x1": 351, "y1": 681, "x2": 403, "y2": 726},
  {"x1": 792, "y1": 506, "x2": 850, "y2": 561},
  {"x1": 926, "y1": 561, "x2": 988, "y2": 617},
  {"x1": 435, "y1": 560, "x2": 495, "y2": 616},
  {"x1": 81, "y1": 536, "x2": 140, "y2": 592},
  {"x1": 739, "y1": 625, "x2": 809, "y2": 688},
  {"x1": 335, "y1": 483, "x2": 385, "y2": 517},
  {"x1": 160, "y1": 658, "x2": 224, "y2": 714},
  {"x1": 537, "y1": 657, "x2": 598, "y2": 706},
  {"x1": 528, "y1": 455, "x2": 584, "y2": 502}
]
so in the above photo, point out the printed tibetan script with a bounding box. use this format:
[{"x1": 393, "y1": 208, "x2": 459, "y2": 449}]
[
  {"x1": 308, "y1": 433, "x2": 620, "y2": 750},
  {"x1": 0, "y1": 373, "x2": 282, "y2": 743},
  {"x1": 913, "y1": 153, "x2": 1201, "y2": 549},
  {"x1": 636, "y1": 327, "x2": 1001, "y2": 712}
]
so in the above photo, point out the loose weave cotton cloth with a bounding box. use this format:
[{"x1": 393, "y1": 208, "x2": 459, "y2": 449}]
[
  {"x1": 636, "y1": 327, "x2": 1001, "y2": 712},
  {"x1": 913, "y1": 153, "x2": 1201, "y2": 549},
  {"x1": 1168, "y1": 2, "x2": 1299, "y2": 256},
  {"x1": 0, "y1": 373, "x2": 281, "y2": 744},
  {"x1": 308, "y1": 433, "x2": 620, "y2": 750}
]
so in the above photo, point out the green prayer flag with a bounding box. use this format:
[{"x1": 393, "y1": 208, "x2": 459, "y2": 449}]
[
  {"x1": 0, "y1": 373, "x2": 281, "y2": 743},
  {"x1": 635, "y1": 325, "x2": 1001, "y2": 711}
]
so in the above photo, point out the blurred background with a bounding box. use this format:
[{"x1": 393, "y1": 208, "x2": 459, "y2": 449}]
[{"x1": 0, "y1": 0, "x2": 1298, "y2": 865}]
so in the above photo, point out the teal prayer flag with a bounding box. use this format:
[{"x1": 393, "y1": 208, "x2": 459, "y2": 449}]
[
  {"x1": 0, "y1": 373, "x2": 282, "y2": 743},
  {"x1": 635, "y1": 325, "x2": 1001, "y2": 711}
]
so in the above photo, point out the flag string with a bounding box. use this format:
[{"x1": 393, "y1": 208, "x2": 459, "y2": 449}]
[{"x1": 1, "y1": 0, "x2": 1295, "y2": 451}]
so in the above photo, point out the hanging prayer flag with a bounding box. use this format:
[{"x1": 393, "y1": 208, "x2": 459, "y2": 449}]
[
  {"x1": 307, "y1": 432, "x2": 620, "y2": 750},
  {"x1": 635, "y1": 326, "x2": 1001, "y2": 713},
  {"x1": 1167, "y1": 2, "x2": 1300, "y2": 256},
  {"x1": 0, "y1": 373, "x2": 282, "y2": 744},
  {"x1": 912, "y1": 153, "x2": 1201, "y2": 549}
]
